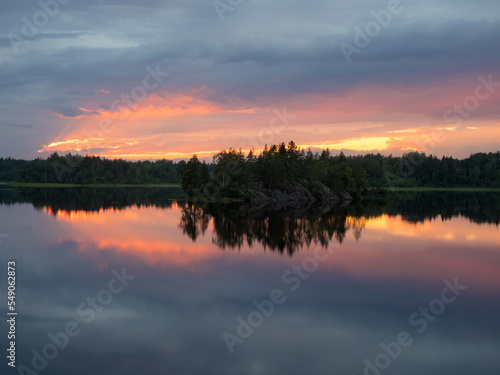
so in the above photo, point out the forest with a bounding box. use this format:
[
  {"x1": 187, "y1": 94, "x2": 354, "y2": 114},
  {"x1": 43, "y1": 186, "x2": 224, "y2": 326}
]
[
  {"x1": 180, "y1": 142, "x2": 500, "y2": 200},
  {"x1": 180, "y1": 141, "x2": 366, "y2": 200},
  {"x1": 1, "y1": 142, "x2": 500, "y2": 192},
  {"x1": 0, "y1": 153, "x2": 184, "y2": 185}
]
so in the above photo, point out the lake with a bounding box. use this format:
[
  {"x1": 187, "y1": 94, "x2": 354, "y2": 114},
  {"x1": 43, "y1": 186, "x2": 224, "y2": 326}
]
[{"x1": 1, "y1": 188, "x2": 499, "y2": 375}]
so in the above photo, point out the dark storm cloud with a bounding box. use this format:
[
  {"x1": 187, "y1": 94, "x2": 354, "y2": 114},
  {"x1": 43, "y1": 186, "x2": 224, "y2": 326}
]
[
  {"x1": 202, "y1": 20, "x2": 500, "y2": 96},
  {"x1": 10, "y1": 20, "x2": 498, "y2": 107}
]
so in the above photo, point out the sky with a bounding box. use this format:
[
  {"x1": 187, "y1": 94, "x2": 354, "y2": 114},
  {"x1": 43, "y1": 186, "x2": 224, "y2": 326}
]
[{"x1": 1, "y1": 0, "x2": 500, "y2": 161}]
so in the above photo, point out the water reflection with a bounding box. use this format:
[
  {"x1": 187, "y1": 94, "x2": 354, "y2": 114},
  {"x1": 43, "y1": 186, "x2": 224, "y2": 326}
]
[
  {"x1": 0, "y1": 186, "x2": 182, "y2": 213},
  {"x1": 181, "y1": 203, "x2": 358, "y2": 254},
  {"x1": 1, "y1": 188, "x2": 499, "y2": 256},
  {"x1": 384, "y1": 191, "x2": 500, "y2": 225},
  {"x1": 0, "y1": 188, "x2": 499, "y2": 375},
  {"x1": 179, "y1": 204, "x2": 210, "y2": 241},
  {"x1": 179, "y1": 191, "x2": 500, "y2": 255}
]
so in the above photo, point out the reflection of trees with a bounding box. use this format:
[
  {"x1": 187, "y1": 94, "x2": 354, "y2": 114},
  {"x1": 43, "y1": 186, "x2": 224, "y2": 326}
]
[
  {"x1": 3, "y1": 188, "x2": 499, "y2": 255},
  {"x1": 385, "y1": 191, "x2": 500, "y2": 225},
  {"x1": 346, "y1": 216, "x2": 366, "y2": 241},
  {"x1": 178, "y1": 204, "x2": 210, "y2": 241},
  {"x1": 183, "y1": 202, "x2": 358, "y2": 255},
  {"x1": 177, "y1": 191, "x2": 500, "y2": 255},
  {"x1": 0, "y1": 187, "x2": 183, "y2": 214}
]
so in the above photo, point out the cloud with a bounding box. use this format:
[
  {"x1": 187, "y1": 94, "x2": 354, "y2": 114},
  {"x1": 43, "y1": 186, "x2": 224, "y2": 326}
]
[
  {"x1": 53, "y1": 107, "x2": 100, "y2": 118},
  {"x1": 1, "y1": 0, "x2": 499, "y2": 159},
  {"x1": 2, "y1": 123, "x2": 33, "y2": 129}
]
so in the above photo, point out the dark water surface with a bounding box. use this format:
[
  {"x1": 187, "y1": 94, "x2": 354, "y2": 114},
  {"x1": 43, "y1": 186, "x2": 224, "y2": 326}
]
[{"x1": 1, "y1": 188, "x2": 499, "y2": 375}]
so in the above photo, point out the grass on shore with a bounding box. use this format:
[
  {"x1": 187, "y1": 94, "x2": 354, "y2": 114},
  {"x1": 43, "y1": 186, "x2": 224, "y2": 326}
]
[
  {"x1": 1, "y1": 182, "x2": 182, "y2": 188},
  {"x1": 2, "y1": 182, "x2": 499, "y2": 193},
  {"x1": 382, "y1": 187, "x2": 500, "y2": 192}
]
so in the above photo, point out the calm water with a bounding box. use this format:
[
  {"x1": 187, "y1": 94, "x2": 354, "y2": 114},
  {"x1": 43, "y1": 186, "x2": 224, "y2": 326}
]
[{"x1": 1, "y1": 188, "x2": 499, "y2": 375}]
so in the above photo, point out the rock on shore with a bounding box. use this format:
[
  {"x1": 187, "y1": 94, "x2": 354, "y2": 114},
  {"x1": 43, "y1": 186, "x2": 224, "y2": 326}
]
[{"x1": 241, "y1": 180, "x2": 352, "y2": 205}]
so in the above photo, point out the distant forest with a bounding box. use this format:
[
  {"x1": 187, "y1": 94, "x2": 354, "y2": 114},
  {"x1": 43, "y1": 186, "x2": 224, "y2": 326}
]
[{"x1": 1, "y1": 142, "x2": 500, "y2": 189}]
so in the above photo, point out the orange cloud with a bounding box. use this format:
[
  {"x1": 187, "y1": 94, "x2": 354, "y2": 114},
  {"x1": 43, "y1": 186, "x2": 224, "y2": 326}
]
[
  {"x1": 302, "y1": 137, "x2": 391, "y2": 152},
  {"x1": 38, "y1": 77, "x2": 500, "y2": 160}
]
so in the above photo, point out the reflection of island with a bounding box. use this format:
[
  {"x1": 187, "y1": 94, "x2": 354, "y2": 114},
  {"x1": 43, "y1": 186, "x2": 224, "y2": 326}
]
[
  {"x1": 178, "y1": 191, "x2": 500, "y2": 254},
  {"x1": 1, "y1": 188, "x2": 499, "y2": 254},
  {"x1": 179, "y1": 202, "x2": 368, "y2": 255}
]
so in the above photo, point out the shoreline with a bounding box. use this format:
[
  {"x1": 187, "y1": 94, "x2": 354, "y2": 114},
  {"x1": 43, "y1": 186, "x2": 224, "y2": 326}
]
[
  {"x1": 0, "y1": 182, "x2": 182, "y2": 188},
  {"x1": 2, "y1": 182, "x2": 500, "y2": 193}
]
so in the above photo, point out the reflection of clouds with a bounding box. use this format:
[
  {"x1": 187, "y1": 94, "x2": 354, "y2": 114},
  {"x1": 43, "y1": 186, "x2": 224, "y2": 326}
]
[
  {"x1": 2, "y1": 202, "x2": 500, "y2": 374},
  {"x1": 35, "y1": 204, "x2": 500, "y2": 293},
  {"x1": 365, "y1": 214, "x2": 500, "y2": 246},
  {"x1": 72, "y1": 237, "x2": 218, "y2": 272}
]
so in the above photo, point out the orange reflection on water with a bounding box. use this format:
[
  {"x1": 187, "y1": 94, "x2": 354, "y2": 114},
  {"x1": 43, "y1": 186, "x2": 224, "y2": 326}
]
[
  {"x1": 73, "y1": 237, "x2": 216, "y2": 272},
  {"x1": 44, "y1": 207, "x2": 108, "y2": 222},
  {"x1": 44, "y1": 205, "x2": 181, "y2": 227},
  {"x1": 326, "y1": 214, "x2": 500, "y2": 293},
  {"x1": 43, "y1": 205, "x2": 500, "y2": 292},
  {"x1": 362, "y1": 214, "x2": 500, "y2": 245},
  {"x1": 48, "y1": 204, "x2": 238, "y2": 272}
]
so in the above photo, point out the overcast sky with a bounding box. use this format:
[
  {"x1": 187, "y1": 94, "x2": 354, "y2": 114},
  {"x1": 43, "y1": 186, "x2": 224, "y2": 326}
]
[{"x1": 1, "y1": 0, "x2": 500, "y2": 160}]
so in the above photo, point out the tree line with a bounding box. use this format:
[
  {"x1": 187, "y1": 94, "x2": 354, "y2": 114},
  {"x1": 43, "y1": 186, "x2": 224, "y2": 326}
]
[
  {"x1": 356, "y1": 151, "x2": 500, "y2": 188},
  {"x1": 1, "y1": 144, "x2": 500, "y2": 189},
  {"x1": 0, "y1": 153, "x2": 185, "y2": 184},
  {"x1": 181, "y1": 142, "x2": 500, "y2": 199}
]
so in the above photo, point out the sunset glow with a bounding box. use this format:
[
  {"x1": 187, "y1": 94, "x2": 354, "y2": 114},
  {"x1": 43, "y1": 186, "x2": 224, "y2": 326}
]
[
  {"x1": 2, "y1": 1, "x2": 500, "y2": 160},
  {"x1": 2, "y1": 2, "x2": 500, "y2": 374},
  {"x1": 32, "y1": 82, "x2": 500, "y2": 161},
  {"x1": 38, "y1": 204, "x2": 500, "y2": 293}
]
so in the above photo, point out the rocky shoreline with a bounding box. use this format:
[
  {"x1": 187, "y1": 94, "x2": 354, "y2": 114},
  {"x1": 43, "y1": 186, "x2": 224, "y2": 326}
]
[{"x1": 240, "y1": 179, "x2": 353, "y2": 205}]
